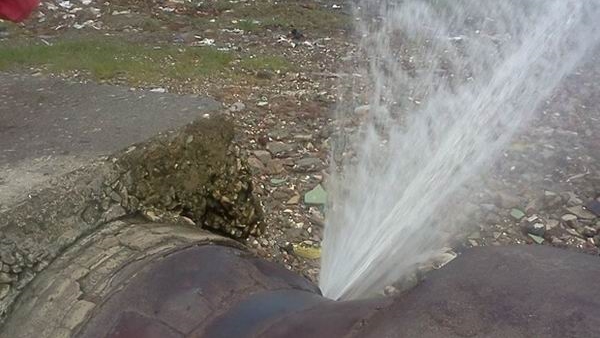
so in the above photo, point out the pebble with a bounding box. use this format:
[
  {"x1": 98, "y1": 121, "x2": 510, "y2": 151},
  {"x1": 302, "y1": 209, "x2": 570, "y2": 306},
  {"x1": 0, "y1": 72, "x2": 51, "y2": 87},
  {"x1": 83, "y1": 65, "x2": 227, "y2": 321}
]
[
  {"x1": 252, "y1": 150, "x2": 272, "y2": 164},
  {"x1": 526, "y1": 223, "x2": 546, "y2": 237},
  {"x1": 294, "y1": 134, "x2": 314, "y2": 141},
  {"x1": 582, "y1": 226, "x2": 597, "y2": 238},
  {"x1": 564, "y1": 192, "x2": 584, "y2": 206},
  {"x1": 304, "y1": 184, "x2": 327, "y2": 205},
  {"x1": 0, "y1": 284, "x2": 10, "y2": 300},
  {"x1": 510, "y1": 208, "x2": 525, "y2": 221},
  {"x1": 383, "y1": 285, "x2": 400, "y2": 296},
  {"x1": 528, "y1": 234, "x2": 545, "y2": 244},
  {"x1": 566, "y1": 206, "x2": 596, "y2": 220},
  {"x1": 0, "y1": 272, "x2": 13, "y2": 284},
  {"x1": 546, "y1": 219, "x2": 559, "y2": 230},
  {"x1": 247, "y1": 156, "x2": 266, "y2": 172},
  {"x1": 586, "y1": 199, "x2": 600, "y2": 216},
  {"x1": 0, "y1": 249, "x2": 16, "y2": 265},
  {"x1": 266, "y1": 159, "x2": 285, "y2": 175},
  {"x1": 561, "y1": 214, "x2": 578, "y2": 227},
  {"x1": 266, "y1": 142, "x2": 295, "y2": 157},
  {"x1": 286, "y1": 194, "x2": 301, "y2": 205},
  {"x1": 295, "y1": 157, "x2": 323, "y2": 171},
  {"x1": 270, "y1": 178, "x2": 287, "y2": 186},
  {"x1": 228, "y1": 101, "x2": 246, "y2": 113},
  {"x1": 431, "y1": 251, "x2": 457, "y2": 269}
]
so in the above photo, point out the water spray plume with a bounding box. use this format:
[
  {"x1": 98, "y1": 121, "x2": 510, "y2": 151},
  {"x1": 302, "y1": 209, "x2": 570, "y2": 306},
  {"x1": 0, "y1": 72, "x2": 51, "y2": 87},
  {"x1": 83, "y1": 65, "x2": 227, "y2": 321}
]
[{"x1": 320, "y1": 0, "x2": 600, "y2": 300}]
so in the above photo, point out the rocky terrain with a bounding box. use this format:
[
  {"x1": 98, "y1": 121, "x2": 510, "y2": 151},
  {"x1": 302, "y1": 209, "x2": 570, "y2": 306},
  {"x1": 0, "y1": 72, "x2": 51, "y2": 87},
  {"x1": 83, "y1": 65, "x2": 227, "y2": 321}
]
[{"x1": 1, "y1": 0, "x2": 598, "y2": 287}]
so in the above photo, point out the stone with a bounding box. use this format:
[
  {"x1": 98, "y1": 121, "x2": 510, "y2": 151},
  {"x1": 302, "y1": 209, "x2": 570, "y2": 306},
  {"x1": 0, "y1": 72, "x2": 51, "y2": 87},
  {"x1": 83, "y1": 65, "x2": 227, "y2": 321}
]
[
  {"x1": 526, "y1": 223, "x2": 546, "y2": 237},
  {"x1": 546, "y1": 219, "x2": 559, "y2": 230},
  {"x1": 266, "y1": 142, "x2": 295, "y2": 156},
  {"x1": 285, "y1": 228, "x2": 306, "y2": 241},
  {"x1": 0, "y1": 249, "x2": 16, "y2": 265},
  {"x1": 101, "y1": 204, "x2": 126, "y2": 222},
  {"x1": 0, "y1": 272, "x2": 13, "y2": 283},
  {"x1": 582, "y1": 226, "x2": 597, "y2": 238},
  {"x1": 304, "y1": 185, "x2": 327, "y2": 205},
  {"x1": 252, "y1": 150, "x2": 272, "y2": 164},
  {"x1": 468, "y1": 231, "x2": 481, "y2": 240},
  {"x1": 143, "y1": 210, "x2": 161, "y2": 222},
  {"x1": 510, "y1": 208, "x2": 526, "y2": 221},
  {"x1": 594, "y1": 235, "x2": 600, "y2": 248},
  {"x1": 543, "y1": 191, "x2": 562, "y2": 208},
  {"x1": 294, "y1": 157, "x2": 323, "y2": 171},
  {"x1": 528, "y1": 234, "x2": 545, "y2": 244},
  {"x1": 228, "y1": 101, "x2": 246, "y2": 113},
  {"x1": 384, "y1": 285, "x2": 400, "y2": 296},
  {"x1": 431, "y1": 251, "x2": 458, "y2": 269},
  {"x1": 586, "y1": 199, "x2": 600, "y2": 217},
  {"x1": 564, "y1": 192, "x2": 584, "y2": 206},
  {"x1": 247, "y1": 156, "x2": 265, "y2": 173},
  {"x1": 294, "y1": 134, "x2": 313, "y2": 141},
  {"x1": 0, "y1": 283, "x2": 9, "y2": 300},
  {"x1": 566, "y1": 206, "x2": 596, "y2": 220},
  {"x1": 561, "y1": 214, "x2": 578, "y2": 227},
  {"x1": 565, "y1": 227, "x2": 584, "y2": 238},
  {"x1": 271, "y1": 189, "x2": 291, "y2": 200},
  {"x1": 268, "y1": 129, "x2": 290, "y2": 141},
  {"x1": 266, "y1": 159, "x2": 285, "y2": 175},
  {"x1": 270, "y1": 178, "x2": 287, "y2": 186},
  {"x1": 286, "y1": 194, "x2": 301, "y2": 205},
  {"x1": 525, "y1": 199, "x2": 541, "y2": 215},
  {"x1": 551, "y1": 236, "x2": 565, "y2": 246}
]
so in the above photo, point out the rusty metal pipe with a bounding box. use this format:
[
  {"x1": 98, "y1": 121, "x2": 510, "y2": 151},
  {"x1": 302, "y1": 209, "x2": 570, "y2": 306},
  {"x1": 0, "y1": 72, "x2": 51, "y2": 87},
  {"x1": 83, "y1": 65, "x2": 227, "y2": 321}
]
[
  {"x1": 3, "y1": 223, "x2": 600, "y2": 338},
  {"x1": 79, "y1": 244, "x2": 600, "y2": 338}
]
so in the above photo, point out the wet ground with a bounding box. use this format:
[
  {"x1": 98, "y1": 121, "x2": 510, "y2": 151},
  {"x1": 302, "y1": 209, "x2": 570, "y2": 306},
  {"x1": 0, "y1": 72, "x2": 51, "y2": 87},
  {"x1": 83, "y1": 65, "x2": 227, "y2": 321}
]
[{"x1": 0, "y1": 0, "x2": 598, "y2": 286}]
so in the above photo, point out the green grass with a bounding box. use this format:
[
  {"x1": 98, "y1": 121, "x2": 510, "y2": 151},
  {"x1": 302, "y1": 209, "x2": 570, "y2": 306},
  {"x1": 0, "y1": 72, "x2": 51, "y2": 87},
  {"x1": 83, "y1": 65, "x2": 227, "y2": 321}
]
[
  {"x1": 0, "y1": 38, "x2": 234, "y2": 83},
  {"x1": 239, "y1": 55, "x2": 292, "y2": 72},
  {"x1": 186, "y1": 0, "x2": 350, "y2": 33},
  {"x1": 0, "y1": 37, "x2": 294, "y2": 84},
  {"x1": 232, "y1": 2, "x2": 351, "y2": 31},
  {"x1": 237, "y1": 19, "x2": 261, "y2": 32}
]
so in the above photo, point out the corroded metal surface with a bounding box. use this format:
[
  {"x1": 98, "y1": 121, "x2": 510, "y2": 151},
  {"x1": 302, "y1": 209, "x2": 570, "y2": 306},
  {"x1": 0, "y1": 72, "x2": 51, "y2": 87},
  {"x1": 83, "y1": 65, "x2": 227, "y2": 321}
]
[
  {"x1": 0, "y1": 221, "x2": 318, "y2": 338},
  {"x1": 77, "y1": 245, "x2": 320, "y2": 338},
  {"x1": 260, "y1": 245, "x2": 600, "y2": 338},
  {"x1": 357, "y1": 245, "x2": 600, "y2": 338},
  {"x1": 3, "y1": 221, "x2": 600, "y2": 338}
]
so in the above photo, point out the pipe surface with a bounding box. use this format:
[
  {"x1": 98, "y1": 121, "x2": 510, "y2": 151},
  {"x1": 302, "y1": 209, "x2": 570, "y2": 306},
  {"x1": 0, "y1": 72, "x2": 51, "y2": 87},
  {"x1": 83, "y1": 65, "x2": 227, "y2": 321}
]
[
  {"x1": 79, "y1": 244, "x2": 600, "y2": 337},
  {"x1": 3, "y1": 221, "x2": 600, "y2": 337}
]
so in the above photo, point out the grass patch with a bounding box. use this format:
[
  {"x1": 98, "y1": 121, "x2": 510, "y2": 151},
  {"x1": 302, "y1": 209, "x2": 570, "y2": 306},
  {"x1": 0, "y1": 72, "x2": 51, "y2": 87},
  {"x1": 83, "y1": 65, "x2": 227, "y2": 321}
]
[
  {"x1": 185, "y1": 0, "x2": 350, "y2": 33},
  {"x1": 239, "y1": 55, "x2": 292, "y2": 72},
  {"x1": 140, "y1": 18, "x2": 164, "y2": 32},
  {"x1": 237, "y1": 19, "x2": 261, "y2": 32},
  {"x1": 0, "y1": 37, "x2": 295, "y2": 85},
  {"x1": 0, "y1": 38, "x2": 233, "y2": 83},
  {"x1": 232, "y1": 1, "x2": 351, "y2": 32}
]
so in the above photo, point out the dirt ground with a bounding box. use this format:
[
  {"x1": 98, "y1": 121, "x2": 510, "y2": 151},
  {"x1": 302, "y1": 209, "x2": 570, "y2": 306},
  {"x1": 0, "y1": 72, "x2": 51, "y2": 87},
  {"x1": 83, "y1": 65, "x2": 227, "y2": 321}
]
[{"x1": 1, "y1": 0, "x2": 598, "y2": 284}]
